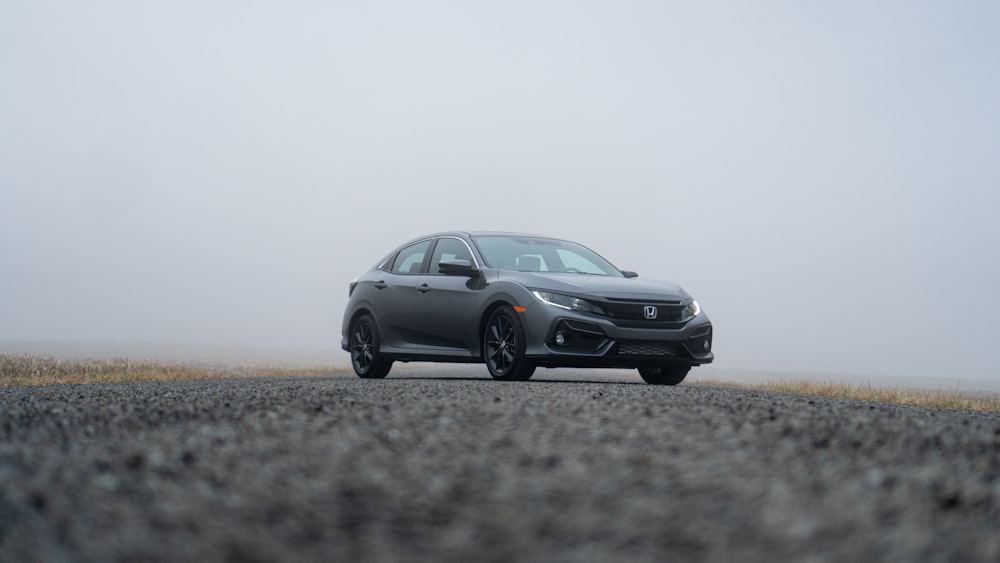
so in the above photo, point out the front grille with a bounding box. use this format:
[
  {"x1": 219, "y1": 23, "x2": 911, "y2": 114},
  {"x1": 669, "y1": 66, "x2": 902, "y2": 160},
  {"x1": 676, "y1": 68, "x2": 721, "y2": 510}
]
[
  {"x1": 617, "y1": 341, "x2": 677, "y2": 357},
  {"x1": 599, "y1": 299, "x2": 687, "y2": 323}
]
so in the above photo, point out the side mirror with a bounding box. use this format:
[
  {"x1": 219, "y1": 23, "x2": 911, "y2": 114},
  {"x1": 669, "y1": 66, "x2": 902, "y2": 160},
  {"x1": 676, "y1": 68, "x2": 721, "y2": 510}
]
[
  {"x1": 439, "y1": 259, "x2": 479, "y2": 277},
  {"x1": 622, "y1": 271, "x2": 639, "y2": 278}
]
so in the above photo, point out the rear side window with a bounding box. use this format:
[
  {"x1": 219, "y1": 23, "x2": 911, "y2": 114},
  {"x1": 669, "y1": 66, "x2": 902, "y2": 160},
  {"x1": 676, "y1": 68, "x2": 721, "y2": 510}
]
[{"x1": 390, "y1": 240, "x2": 431, "y2": 274}]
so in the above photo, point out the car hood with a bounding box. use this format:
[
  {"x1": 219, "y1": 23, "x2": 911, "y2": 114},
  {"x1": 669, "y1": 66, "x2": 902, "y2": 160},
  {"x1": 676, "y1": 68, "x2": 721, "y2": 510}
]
[{"x1": 500, "y1": 271, "x2": 692, "y2": 302}]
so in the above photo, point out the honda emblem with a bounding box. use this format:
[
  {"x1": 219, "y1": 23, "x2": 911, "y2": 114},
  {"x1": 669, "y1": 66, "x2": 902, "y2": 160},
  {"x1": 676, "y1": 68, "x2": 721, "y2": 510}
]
[{"x1": 644, "y1": 306, "x2": 657, "y2": 320}]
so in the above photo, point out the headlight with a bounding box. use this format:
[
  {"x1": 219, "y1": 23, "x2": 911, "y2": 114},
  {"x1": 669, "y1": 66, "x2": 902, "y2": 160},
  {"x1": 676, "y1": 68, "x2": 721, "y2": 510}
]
[
  {"x1": 531, "y1": 290, "x2": 599, "y2": 313},
  {"x1": 680, "y1": 300, "x2": 701, "y2": 321}
]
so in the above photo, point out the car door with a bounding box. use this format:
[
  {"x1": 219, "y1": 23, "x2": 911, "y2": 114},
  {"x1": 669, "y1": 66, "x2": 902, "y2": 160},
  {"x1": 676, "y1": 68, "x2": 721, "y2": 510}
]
[
  {"x1": 374, "y1": 239, "x2": 431, "y2": 348},
  {"x1": 411, "y1": 237, "x2": 482, "y2": 354}
]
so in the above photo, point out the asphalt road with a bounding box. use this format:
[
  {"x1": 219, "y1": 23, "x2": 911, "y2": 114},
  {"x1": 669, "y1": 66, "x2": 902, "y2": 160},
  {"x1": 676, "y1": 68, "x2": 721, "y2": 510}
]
[{"x1": 1, "y1": 367, "x2": 999, "y2": 562}]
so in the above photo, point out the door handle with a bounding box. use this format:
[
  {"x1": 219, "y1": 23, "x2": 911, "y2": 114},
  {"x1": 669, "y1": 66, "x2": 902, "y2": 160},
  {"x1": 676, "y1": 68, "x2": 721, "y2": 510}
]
[
  {"x1": 373, "y1": 280, "x2": 387, "y2": 289},
  {"x1": 417, "y1": 283, "x2": 431, "y2": 293}
]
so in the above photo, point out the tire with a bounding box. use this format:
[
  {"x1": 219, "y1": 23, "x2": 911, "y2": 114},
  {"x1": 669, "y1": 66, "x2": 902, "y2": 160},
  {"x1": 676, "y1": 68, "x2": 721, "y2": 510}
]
[
  {"x1": 350, "y1": 314, "x2": 392, "y2": 379},
  {"x1": 638, "y1": 366, "x2": 689, "y2": 385},
  {"x1": 483, "y1": 306, "x2": 536, "y2": 381}
]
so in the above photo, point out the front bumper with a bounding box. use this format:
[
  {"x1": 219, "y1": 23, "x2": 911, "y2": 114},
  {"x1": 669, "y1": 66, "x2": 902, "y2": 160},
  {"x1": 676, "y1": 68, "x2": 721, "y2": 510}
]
[{"x1": 519, "y1": 303, "x2": 714, "y2": 369}]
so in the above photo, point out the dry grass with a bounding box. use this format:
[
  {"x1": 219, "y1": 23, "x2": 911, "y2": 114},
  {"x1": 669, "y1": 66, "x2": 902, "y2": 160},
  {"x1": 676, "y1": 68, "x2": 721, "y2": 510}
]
[
  {"x1": 696, "y1": 378, "x2": 1000, "y2": 415},
  {"x1": 5, "y1": 355, "x2": 999, "y2": 415},
  {"x1": 0, "y1": 354, "x2": 344, "y2": 387}
]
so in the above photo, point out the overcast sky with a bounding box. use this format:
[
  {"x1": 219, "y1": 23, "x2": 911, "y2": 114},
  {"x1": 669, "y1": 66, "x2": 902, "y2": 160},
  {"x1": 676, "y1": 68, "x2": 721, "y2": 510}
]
[{"x1": 2, "y1": 2, "x2": 998, "y2": 380}]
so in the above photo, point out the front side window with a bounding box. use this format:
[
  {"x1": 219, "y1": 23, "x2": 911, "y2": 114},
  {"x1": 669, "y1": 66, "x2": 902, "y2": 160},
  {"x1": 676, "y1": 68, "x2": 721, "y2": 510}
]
[
  {"x1": 390, "y1": 240, "x2": 432, "y2": 274},
  {"x1": 429, "y1": 237, "x2": 475, "y2": 274}
]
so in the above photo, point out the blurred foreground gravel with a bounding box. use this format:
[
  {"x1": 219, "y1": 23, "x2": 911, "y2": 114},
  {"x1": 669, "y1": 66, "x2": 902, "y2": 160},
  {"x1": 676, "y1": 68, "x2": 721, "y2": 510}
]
[{"x1": 2, "y1": 369, "x2": 999, "y2": 562}]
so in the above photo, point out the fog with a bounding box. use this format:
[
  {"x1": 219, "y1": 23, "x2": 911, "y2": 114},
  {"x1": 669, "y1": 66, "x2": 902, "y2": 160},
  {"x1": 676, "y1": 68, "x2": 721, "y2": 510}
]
[{"x1": 2, "y1": 2, "x2": 998, "y2": 381}]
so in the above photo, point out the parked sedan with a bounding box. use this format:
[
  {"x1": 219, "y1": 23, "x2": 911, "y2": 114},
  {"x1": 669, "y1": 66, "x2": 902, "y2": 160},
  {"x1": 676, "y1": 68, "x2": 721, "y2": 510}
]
[{"x1": 341, "y1": 232, "x2": 713, "y2": 385}]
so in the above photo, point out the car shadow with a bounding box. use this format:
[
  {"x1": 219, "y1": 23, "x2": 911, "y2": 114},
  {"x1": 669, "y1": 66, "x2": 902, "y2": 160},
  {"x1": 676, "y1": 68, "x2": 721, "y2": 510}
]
[{"x1": 379, "y1": 375, "x2": 650, "y2": 386}]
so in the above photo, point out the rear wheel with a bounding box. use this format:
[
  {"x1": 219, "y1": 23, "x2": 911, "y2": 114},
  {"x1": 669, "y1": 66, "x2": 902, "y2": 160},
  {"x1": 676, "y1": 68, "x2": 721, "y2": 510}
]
[
  {"x1": 350, "y1": 314, "x2": 392, "y2": 379},
  {"x1": 484, "y1": 306, "x2": 536, "y2": 381},
  {"x1": 638, "y1": 366, "x2": 689, "y2": 385}
]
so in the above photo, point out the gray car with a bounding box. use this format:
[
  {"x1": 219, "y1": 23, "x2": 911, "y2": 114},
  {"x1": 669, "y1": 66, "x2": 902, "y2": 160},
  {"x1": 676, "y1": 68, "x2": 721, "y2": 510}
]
[{"x1": 341, "y1": 232, "x2": 713, "y2": 385}]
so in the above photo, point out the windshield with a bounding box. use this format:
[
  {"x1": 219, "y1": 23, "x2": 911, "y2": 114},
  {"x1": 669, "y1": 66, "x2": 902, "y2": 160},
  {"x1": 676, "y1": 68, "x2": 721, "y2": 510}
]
[{"x1": 472, "y1": 235, "x2": 623, "y2": 276}]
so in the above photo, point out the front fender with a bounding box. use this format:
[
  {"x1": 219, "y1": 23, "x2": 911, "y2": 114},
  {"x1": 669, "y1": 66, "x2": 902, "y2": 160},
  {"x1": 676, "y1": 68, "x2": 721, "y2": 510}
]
[
  {"x1": 475, "y1": 280, "x2": 537, "y2": 318},
  {"x1": 473, "y1": 282, "x2": 543, "y2": 353}
]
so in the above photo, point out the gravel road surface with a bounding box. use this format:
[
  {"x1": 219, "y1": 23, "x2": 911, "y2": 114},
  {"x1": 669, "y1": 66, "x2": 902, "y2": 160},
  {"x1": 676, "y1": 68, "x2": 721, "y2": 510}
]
[{"x1": 2, "y1": 367, "x2": 999, "y2": 562}]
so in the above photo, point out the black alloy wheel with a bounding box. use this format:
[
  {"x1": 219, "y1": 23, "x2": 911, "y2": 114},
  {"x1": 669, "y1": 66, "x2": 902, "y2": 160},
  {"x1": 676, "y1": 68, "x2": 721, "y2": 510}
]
[
  {"x1": 351, "y1": 314, "x2": 392, "y2": 379},
  {"x1": 484, "y1": 306, "x2": 535, "y2": 381},
  {"x1": 637, "y1": 366, "x2": 690, "y2": 385}
]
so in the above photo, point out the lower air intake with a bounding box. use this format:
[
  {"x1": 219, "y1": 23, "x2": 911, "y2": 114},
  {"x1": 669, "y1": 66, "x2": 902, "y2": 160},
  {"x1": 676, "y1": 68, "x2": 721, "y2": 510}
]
[{"x1": 617, "y1": 342, "x2": 676, "y2": 357}]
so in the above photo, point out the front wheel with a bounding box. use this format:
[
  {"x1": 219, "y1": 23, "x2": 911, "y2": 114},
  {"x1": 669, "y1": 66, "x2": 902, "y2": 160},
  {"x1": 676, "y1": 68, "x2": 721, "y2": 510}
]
[
  {"x1": 483, "y1": 306, "x2": 536, "y2": 381},
  {"x1": 638, "y1": 366, "x2": 690, "y2": 385},
  {"x1": 350, "y1": 314, "x2": 392, "y2": 379}
]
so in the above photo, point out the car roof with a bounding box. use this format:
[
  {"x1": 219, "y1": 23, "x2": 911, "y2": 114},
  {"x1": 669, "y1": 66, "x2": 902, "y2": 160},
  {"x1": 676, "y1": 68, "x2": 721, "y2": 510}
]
[
  {"x1": 416, "y1": 230, "x2": 558, "y2": 240},
  {"x1": 391, "y1": 232, "x2": 572, "y2": 254}
]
